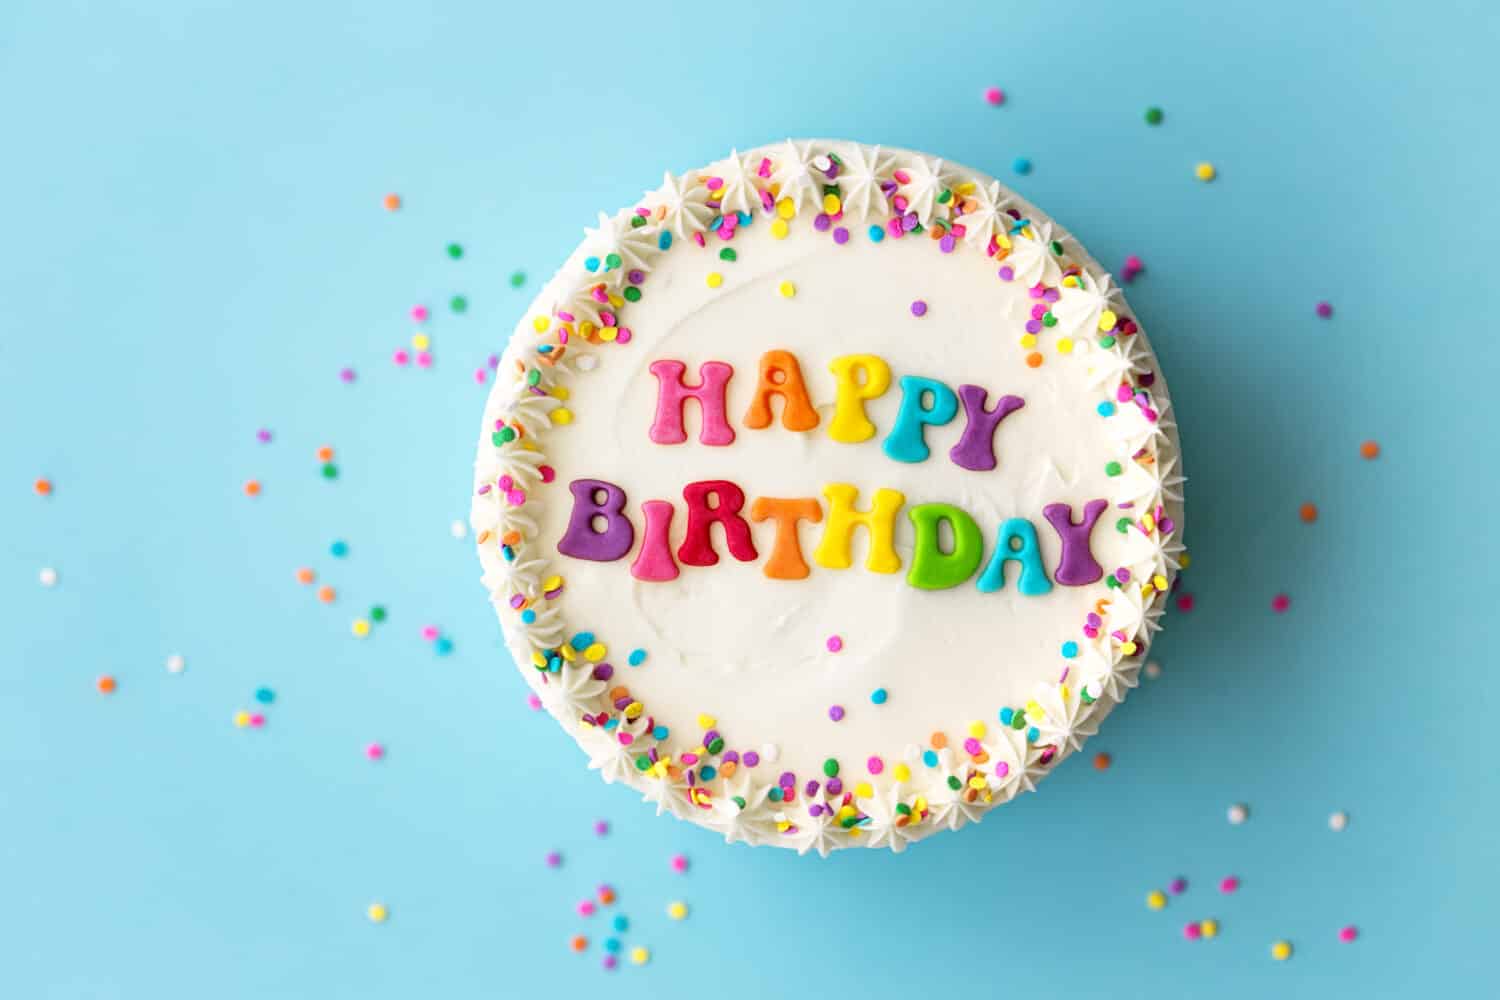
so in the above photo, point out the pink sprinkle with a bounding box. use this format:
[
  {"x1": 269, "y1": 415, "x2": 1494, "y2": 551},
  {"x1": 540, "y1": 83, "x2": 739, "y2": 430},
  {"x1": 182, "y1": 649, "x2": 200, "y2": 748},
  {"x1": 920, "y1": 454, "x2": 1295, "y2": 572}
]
[
  {"x1": 1183, "y1": 923, "x2": 1202, "y2": 941},
  {"x1": 866, "y1": 756, "x2": 884, "y2": 775},
  {"x1": 526, "y1": 693, "x2": 542, "y2": 711},
  {"x1": 593, "y1": 819, "x2": 609, "y2": 837},
  {"x1": 670, "y1": 854, "x2": 689, "y2": 874},
  {"x1": 1272, "y1": 593, "x2": 1291, "y2": 613},
  {"x1": 249, "y1": 713, "x2": 265, "y2": 728},
  {"x1": 365, "y1": 742, "x2": 385, "y2": 761},
  {"x1": 984, "y1": 86, "x2": 1005, "y2": 106},
  {"x1": 602, "y1": 955, "x2": 617, "y2": 971},
  {"x1": 420, "y1": 625, "x2": 439, "y2": 641},
  {"x1": 339, "y1": 367, "x2": 356, "y2": 383},
  {"x1": 255, "y1": 428, "x2": 272, "y2": 443},
  {"x1": 545, "y1": 850, "x2": 562, "y2": 868},
  {"x1": 410, "y1": 304, "x2": 429, "y2": 322},
  {"x1": 1338, "y1": 925, "x2": 1358, "y2": 943},
  {"x1": 393, "y1": 348, "x2": 410, "y2": 366},
  {"x1": 577, "y1": 900, "x2": 596, "y2": 917},
  {"x1": 1176, "y1": 593, "x2": 1195, "y2": 612},
  {"x1": 416, "y1": 351, "x2": 432, "y2": 368},
  {"x1": 473, "y1": 368, "x2": 487, "y2": 384},
  {"x1": 826, "y1": 635, "x2": 843, "y2": 653},
  {"x1": 1168, "y1": 877, "x2": 1188, "y2": 895},
  {"x1": 1316, "y1": 301, "x2": 1334, "y2": 319},
  {"x1": 1220, "y1": 876, "x2": 1240, "y2": 894},
  {"x1": 539, "y1": 465, "x2": 556, "y2": 483}
]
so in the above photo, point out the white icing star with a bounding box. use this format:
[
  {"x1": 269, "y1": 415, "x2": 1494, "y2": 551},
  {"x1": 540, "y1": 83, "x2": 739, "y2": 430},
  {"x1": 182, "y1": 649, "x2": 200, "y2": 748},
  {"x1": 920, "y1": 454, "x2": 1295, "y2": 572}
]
[
  {"x1": 861, "y1": 785, "x2": 922, "y2": 853},
  {"x1": 1027, "y1": 681, "x2": 1098, "y2": 754},
  {"x1": 581, "y1": 209, "x2": 657, "y2": 279},
  {"x1": 538, "y1": 662, "x2": 607, "y2": 721},
  {"x1": 647, "y1": 169, "x2": 713, "y2": 240},
  {"x1": 705, "y1": 148, "x2": 761, "y2": 217},
  {"x1": 769, "y1": 139, "x2": 822, "y2": 215},
  {"x1": 954, "y1": 179, "x2": 1015, "y2": 251},
  {"x1": 1054, "y1": 271, "x2": 1122, "y2": 337},
  {"x1": 895, "y1": 155, "x2": 953, "y2": 226},
  {"x1": 1004, "y1": 221, "x2": 1063, "y2": 287},
  {"x1": 1078, "y1": 642, "x2": 1139, "y2": 702},
  {"x1": 836, "y1": 143, "x2": 893, "y2": 219}
]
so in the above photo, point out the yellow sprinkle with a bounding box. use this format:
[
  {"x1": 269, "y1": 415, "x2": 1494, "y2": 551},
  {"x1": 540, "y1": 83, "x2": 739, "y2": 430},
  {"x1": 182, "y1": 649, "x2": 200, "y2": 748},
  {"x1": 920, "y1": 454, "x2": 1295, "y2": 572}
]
[
  {"x1": 352, "y1": 619, "x2": 371, "y2": 638},
  {"x1": 1019, "y1": 333, "x2": 1037, "y2": 348},
  {"x1": 955, "y1": 181, "x2": 976, "y2": 196},
  {"x1": 1271, "y1": 940, "x2": 1292, "y2": 961},
  {"x1": 775, "y1": 197, "x2": 795, "y2": 220},
  {"x1": 1195, "y1": 162, "x2": 1217, "y2": 182},
  {"x1": 667, "y1": 901, "x2": 688, "y2": 920},
  {"x1": 1152, "y1": 574, "x2": 1169, "y2": 591},
  {"x1": 629, "y1": 946, "x2": 650, "y2": 965},
  {"x1": 1201, "y1": 919, "x2": 1219, "y2": 939},
  {"x1": 578, "y1": 321, "x2": 596, "y2": 339},
  {"x1": 550, "y1": 407, "x2": 574, "y2": 426},
  {"x1": 821, "y1": 192, "x2": 841, "y2": 214},
  {"x1": 583, "y1": 642, "x2": 607, "y2": 662},
  {"x1": 854, "y1": 782, "x2": 873, "y2": 798},
  {"x1": 1121, "y1": 640, "x2": 1138, "y2": 656},
  {"x1": 1025, "y1": 700, "x2": 1043, "y2": 717},
  {"x1": 892, "y1": 763, "x2": 911, "y2": 782},
  {"x1": 411, "y1": 333, "x2": 430, "y2": 350},
  {"x1": 233, "y1": 710, "x2": 251, "y2": 728},
  {"x1": 697, "y1": 714, "x2": 716, "y2": 729},
  {"x1": 607, "y1": 292, "x2": 622, "y2": 308},
  {"x1": 624, "y1": 701, "x2": 644, "y2": 719},
  {"x1": 550, "y1": 385, "x2": 570, "y2": 400},
  {"x1": 366, "y1": 903, "x2": 388, "y2": 923},
  {"x1": 599, "y1": 326, "x2": 619, "y2": 342},
  {"x1": 1180, "y1": 552, "x2": 1192, "y2": 569},
  {"x1": 770, "y1": 219, "x2": 789, "y2": 240},
  {"x1": 1056, "y1": 337, "x2": 1074, "y2": 355},
  {"x1": 777, "y1": 280, "x2": 796, "y2": 298},
  {"x1": 967, "y1": 775, "x2": 988, "y2": 790},
  {"x1": 542, "y1": 575, "x2": 562, "y2": 593},
  {"x1": 1098, "y1": 309, "x2": 1118, "y2": 332},
  {"x1": 1146, "y1": 890, "x2": 1166, "y2": 910},
  {"x1": 706, "y1": 271, "x2": 723, "y2": 288},
  {"x1": 967, "y1": 720, "x2": 985, "y2": 739},
  {"x1": 531, "y1": 316, "x2": 549, "y2": 333}
]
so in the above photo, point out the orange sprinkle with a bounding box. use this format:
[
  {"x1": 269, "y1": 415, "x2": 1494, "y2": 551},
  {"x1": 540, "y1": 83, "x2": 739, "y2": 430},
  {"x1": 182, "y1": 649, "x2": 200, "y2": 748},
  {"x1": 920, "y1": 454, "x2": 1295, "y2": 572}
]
[
  {"x1": 243, "y1": 479, "x2": 262, "y2": 497},
  {"x1": 382, "y1": 193, "x2": 401, "y2": 212},
  {"x1": 1025, "y1": 352, "x2": 1044, "y2": 368},
  {"x1": 1094, "y1": 752, "x2": 1112, "y2": 771},
  {"x1": 930, "y1": 732, "x2": 949, "y2": 750},
  {"x1": 718, "y1": 760, "x2": 738, "y2": 778},
  {"x1": 1299, "y1": 503, "x2": 1319, "y2": 523},
  {"x1": 295, "y1": 567, "x2": 316, "y2": 585},
  {"x1": 476, "y1": 530, "x2": 492, "y2": 544},
  {"x1": 316, "y1": 445, "x2": 334, "y2": 462},
  {"x1": 609, "y1": 686, "x2": 630, "y2": 701},
  {"x1": 597, "y1": 888, "x2": 616, "y2": 905},
  {"x1": 501, "y1": 531, "x2": 522, "y2": 546},
  {"x1": 317, "y1": 585, "x2": 336, "y2": 603},
  {"x1": 96, "y1": 675, "x2": 117, "y2": 694},
  {"x1": 34, "y1": 478, "x2": 53, "y2": 496},
  {"x1": 570, "y1": 935, "x2": 588, "y2": 953},
  {"x1": 1359, "y1": 440, "x2": 1380, "y2": 460}
]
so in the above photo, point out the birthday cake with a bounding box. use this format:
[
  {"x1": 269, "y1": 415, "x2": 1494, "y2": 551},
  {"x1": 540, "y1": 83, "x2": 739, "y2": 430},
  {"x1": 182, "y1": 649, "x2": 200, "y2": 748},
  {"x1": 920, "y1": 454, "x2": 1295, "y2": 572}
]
[{"x1": 472, "y1": 140, "x2": 1185, "y2": 854}]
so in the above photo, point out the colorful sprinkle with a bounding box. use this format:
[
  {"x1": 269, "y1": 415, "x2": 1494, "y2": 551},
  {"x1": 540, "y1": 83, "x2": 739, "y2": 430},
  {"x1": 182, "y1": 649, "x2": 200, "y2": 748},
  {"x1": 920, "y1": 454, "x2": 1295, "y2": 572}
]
[
  {"x1": 1271, "y1": 593, "x2": 1291, "y2": 613},
  {"x1": 667, "y1": 901, "x2": 688, "y2": 920},
  {"x1": 1271, "y1": 940, "x2": 1293, "y2": 961},
  {"x1": 870, "y1": 688, "x2": 888, "y2": 705},
  {"x1": 1360, "y1": 440, "x2": 1380, "y2": 460},
  {"x1": 1194, "y1": 162, "x2": 1217, "y2": 182},
  {"x1": 1299, "y1": 502, "x2": 1319, "y2": 523},
  {"x1": 670, "y1": 854, "x2": 688, "y2": 873},
  {"x1": 366, "y1": 903, "x2": 388, "y2": 923},
  {"x1": 1146, "y1": 890, "x2": 1167, "y2": 911},
  {"x1": 828, "y1": 705, "x2": 845, "y2": 722},
  {"x1": 1012, "y1": 157, "x2": 1032, "y2": 175},
  {"x1": 1315, "y1": 301, "x2": 1333, "y2": 318},
  {"x1": 1228, "y1": 803, "x2": 1249, "y2": 825},
  {"x1": 1144, "y1": 106, "x2": 1164, "y2": 125},
  {"x1": 910, "y1": 299, "x2": 928, "y2": 317},
  {"x1": 1220, "y1": 876, "x2": 1240, "y2": 894},
  {"x1": 1093, "y1": 752, "x2": 1111, "y2": 771},
  {"x1": 382, "y1": 193, "x2": 401, "y2": 212},
  {"x1": 629, "y1": 946, "x2": 650, "y2": 966},
  {"x1": 96, "y1": 675, "x2": 117, "y2": 695},
  {"x1": 1329, "y1": 811, "x2": 1349, "y2": 832},
  {"x1": 826, "y1": 635, "x2": 843, "y2": 653},
  {"x1": 1338, "y1": 926, "x2": 1358, "y2": 943},
  {"x1": 984, "y1": 86, "x2": 1005, "y2": 106}
]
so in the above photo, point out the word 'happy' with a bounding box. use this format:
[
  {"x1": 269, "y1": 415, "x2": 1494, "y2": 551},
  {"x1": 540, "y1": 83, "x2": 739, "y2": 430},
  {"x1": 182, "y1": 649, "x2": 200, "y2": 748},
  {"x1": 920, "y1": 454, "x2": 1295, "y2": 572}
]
[{"x1": 554, "y1": 352, "x2": 1108, "y2": 594}]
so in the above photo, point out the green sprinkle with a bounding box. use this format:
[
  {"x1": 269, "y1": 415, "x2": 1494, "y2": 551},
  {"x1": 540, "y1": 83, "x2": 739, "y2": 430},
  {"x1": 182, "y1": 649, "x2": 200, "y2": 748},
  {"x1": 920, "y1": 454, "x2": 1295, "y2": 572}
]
[
  {"x1": 1144, "y1": 106, "x2": 1164, "y2": 125},
  {"x1": 946, "y1": 775, "x2": 962, "y2": 790},
  {"x1": 706, "y1": 737, "x2": 725, "y2": 754},
  {"x1": 509, "y1": 270, "x2": 526, "y2": 288},
  {"x1": 1099, "y1": 335, "x2": 1117, "y2": 348},
  {"x1": 604, "y1": 252, "x2": 622, "y2": 270},
  {"x1": 526, "y1": 369, "x2": 541, "y2": 386},
  {"x1": 629, "y1": 215, "x2": 646, "y2": 228},
  {"x1": 635, "y1": 756, "x2": 650, "y2": 771},
  {"x1": 719, "y1": 247, "x2": 737, "y2": 262},
  {"x1": 1116, "y1": 516, "x2": 1132, "y2": 534},
  {"x1": 1042, "y1": 312, "x2": 1057, "y2": 327},
  {"x1": 768, "y1": 786, "x2": 783, "y2": 802},
  {"x1": 321, "y1": 463, "x2": 338, "y2": 479},
  {"x1": 446, "y1": 243, "x2": 463, "y2": 259},
  {"x1": 1049, "y1": 240, "x2": 1064, "y2": 256},
  {"x1": 1105, "y1": 461, "x2": 1123, "y2": 477},
  {"x1": 733, "y1": 796, "x2": 747, "y2": 810},
  {"x1": 937, "y1": 189, "x2": 952, "y2": 204},
  {"x1": 623, "y1": 286, "x2": 642, "y2": 302},
  {"x1": 370, "y1": 605, "x2": 387, "y2": 622},
  {"x1": 450, "y1": 295, "x2": 468, "y2": 313},
  {"x1": 823, "y1": 758, "x2": 839, "y2": 777}
]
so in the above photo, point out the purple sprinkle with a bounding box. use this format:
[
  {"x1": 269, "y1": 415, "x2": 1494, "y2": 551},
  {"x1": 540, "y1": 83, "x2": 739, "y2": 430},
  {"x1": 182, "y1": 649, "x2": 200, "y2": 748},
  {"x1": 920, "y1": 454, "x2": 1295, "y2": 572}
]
[
  {"x1": 832, "y1": 226, "x2": 849, "y2": 244},
  {"x1": 901, "y1": 212, "x2": 919, "y2": 233},
  {"x1": 255, "y1": 428, "x2": 272, "y2": 443},
  {"x1": 1043, "y1": 288, "x2": 1060, "y2": 303},
  {"x1": 813, "y1": 213, "x2": 831, "y2": 232},
  {"x1": 828, "y1": 705, "x2": 845, "y2": 722},
  {"x1": 487, "y1": 354, "x2": 500, "y2": 369},
  {"x1": 626, "y1": 269, "x2": 644, "y2": 284},
  {"x1": 826, "y1": 777, "x2": 843, "y2": 796},
  {"x1": 1315, "y1": 301, "x2": 1333, "y2": 318},
  {"x1": 910, "y1": 299, "x2": 928, "y2": 318},
  {"x1": 998, "y1": 265, "x2": 1014, "y2": 281},
  {"x1": 703, "y1": 729, "x2": 720, "y2": 746},
  {"x1": 1025, "y1": 319, "x2": 1042, "y2": 334},
  {"x1": 592, "y1": 664, "x2": 614, "y2": 681},
  {"x1": 804, "y1": 779, "x2": 820, "y2": 796},
  {"x1": 742, "y1": 750, "x2": 760, "y2": 768},
  {"x1": 808, "y1": 803, "x2": 824, "y2": 817},
  {"x1": 778, "y1": 771, "x2": 795, "y2": 788},
  {"x1": 939, "y1": 234, "x2": 956, "y2": 253},
  {"x1": 722, "y1": 749, "x2": 739, "y2": 764},
  {"x1": 339, "y1": 367, "x2": 356, "y2": 383}
]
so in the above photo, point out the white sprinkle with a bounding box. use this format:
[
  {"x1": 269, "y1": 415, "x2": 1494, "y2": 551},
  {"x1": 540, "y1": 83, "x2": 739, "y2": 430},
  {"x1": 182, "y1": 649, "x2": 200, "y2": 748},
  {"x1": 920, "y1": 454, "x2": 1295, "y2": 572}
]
[
  {"x1": 165, "y1": 654, "x2": 186, "y2": 674},
  {"x1": 450, "y1": 519, "x2": 468, "y2": 539},
  {"x1": 760, "y1": 743, "x2": 780, "y2": 764},
  {"x1": 576, "y1": 354, "x2": 598, "y2": 372},
  {"x1": 1227, "y1": 803, "x2": 1249, "y2": 825},
  {"x1": 1144, "y1": 660, "x2": 1162, "y2": 680},
  {"x1": 39, "y1": 567, "x2": 58, "y2": 587},
  {"x1": 1329, "y1": 810, "x2": 1348, "y2": 832}
]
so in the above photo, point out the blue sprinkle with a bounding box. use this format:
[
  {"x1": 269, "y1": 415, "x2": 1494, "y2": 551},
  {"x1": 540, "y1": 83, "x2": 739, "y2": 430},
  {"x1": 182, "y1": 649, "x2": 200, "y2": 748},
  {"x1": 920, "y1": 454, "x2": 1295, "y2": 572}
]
[
  {"x1": 736, "y1": 210, "x2": 752, "y2": 226},
  {"x1": 1096, "y1": 401, "x2": 1115, "y2": 417},
  {"x1": 254, "y1": 687, "x2": 274, "y2": 704},
  {"x1": 870, "y1": 688, "x2": 888, "y2": 705},
  {"x1": 434, "y1": 636, "x2": 454, "y2": 656},
  {"x1": 604, "y1": 938, "x2": 621, "y2": 953},
  {"x1": 612, "y1": 915, "x2": 629, "y2": 932},
  {"x1": 570, "y1": 632, "x2": 594, "y2": 652},
  {"x1": 584, "y1": 256, "x2": 600, "y2": 272},
  {"x1": 658, "y1": 231, "x2": 673, "y2": 250},
  {"x1": 1061, "y1": 641, "x2": 1079, "y2": 659},
  {"x1": 330, "y1": 539, "x2": 348, "y2": 558},
  {"x1": 537, "y1": 344, "x2": 553, "y2": 354},
  {"x1": 768, "y1": 786, "x2": 783, "y2": 802},
  {"x1": 868, "y1": 224, "x2": 885, "y2": 243},
  {"x1": 922, "y1": 749, "x2": 939, "y2": 767},
  {"x1": 652, "y1": 725, "x2": 669, "y2": 740},
  {"x1": 1026, "y1": 726, "x2": 1039, "y2": 742},
  {"x1": 999, "y1": 707, "x2": 1015, "y2": 725},
  {"x1": 627, "y1": 648, "x2": 647, "y2": 667},
  {"x1": 520, "y1": 609, "x2": 536, "y2": 624},
  {"x1": 603, "y1": 717, "x2": 619, "y2": 731},
  {"x1": 708, "y1": 215, "x2": 723, "y2": 231},
  {"x1": 699, "y1": 765, "x2": 717, "y2": 781},
  {"x1": 1012, "y1": 157, "x2": 1033, "y2": 176},
  {"x1": 501, "y1": 545, "x2": 515, "y2": 562}
]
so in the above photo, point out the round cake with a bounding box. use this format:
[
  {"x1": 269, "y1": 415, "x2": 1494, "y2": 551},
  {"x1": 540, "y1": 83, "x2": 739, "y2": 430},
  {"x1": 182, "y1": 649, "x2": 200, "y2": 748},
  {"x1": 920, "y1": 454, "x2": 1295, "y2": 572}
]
[{"x1": 472, "y1": 140, "x2": 1185, "y2": 854}]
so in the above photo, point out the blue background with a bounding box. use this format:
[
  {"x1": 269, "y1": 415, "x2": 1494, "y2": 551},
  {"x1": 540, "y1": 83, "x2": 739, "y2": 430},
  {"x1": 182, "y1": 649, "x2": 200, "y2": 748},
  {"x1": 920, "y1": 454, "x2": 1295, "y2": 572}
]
[{"x1": 2, "y1": 2, "x2": 1494, "y2": 997}]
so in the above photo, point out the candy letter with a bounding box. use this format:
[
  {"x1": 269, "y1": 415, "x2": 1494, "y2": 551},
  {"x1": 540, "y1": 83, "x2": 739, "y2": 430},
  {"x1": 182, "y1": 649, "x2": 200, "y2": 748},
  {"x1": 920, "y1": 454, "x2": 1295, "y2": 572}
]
[
  {"x1": 906, "y1": 503, "x2": 984, "y2": 590},
  {"x1": 977, "y1": 518, "x2": 1053, "y2": 595},
  {"x1": 883, "y1": 376, "x2": 958, "y2": 463},
  {"x1": 813, "y1": 483, "x2": 905, "y2": 574},
  {"x1": 557, "y1": 479, "x2": 634, "y2": 562},
  {"x1": 1043, "y1": 499, "x2": 1108, "y2": 585},
  {"x1": 677, "y1": 480, "x2": 757, "y2": 566},
  {"x1": 827, "y1": 354, "x2": 892, "y2": 443},
  {"x1": 648, "y1": 359, "x2": 735, "y2": 446},
  {"x1": 743, "y1": 350, "x2": 819, "y2": 432},
  {"x1": 749, "y1": 497, "x2": 823, "y2": 580},
  {"x1": 630, "y1": 500, "x2": 678, "y2": 582},
  {"x1": 949, "y1": 386, "x2": 1025, "y2": 472}
]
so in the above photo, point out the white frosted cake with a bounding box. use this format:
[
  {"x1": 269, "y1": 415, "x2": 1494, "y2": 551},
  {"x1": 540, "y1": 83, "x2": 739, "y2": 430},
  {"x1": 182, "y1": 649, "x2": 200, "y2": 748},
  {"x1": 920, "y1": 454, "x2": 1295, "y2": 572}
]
[{"x1": 472, "y1": 140, "x2": 1185, "y2": 854}]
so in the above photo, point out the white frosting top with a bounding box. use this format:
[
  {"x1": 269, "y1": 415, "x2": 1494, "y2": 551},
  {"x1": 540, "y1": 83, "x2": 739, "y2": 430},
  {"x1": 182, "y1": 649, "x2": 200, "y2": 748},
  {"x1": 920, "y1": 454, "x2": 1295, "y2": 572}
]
[{"x1": 472, "y1": 140, "x2": 1185, "y2": 854}]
